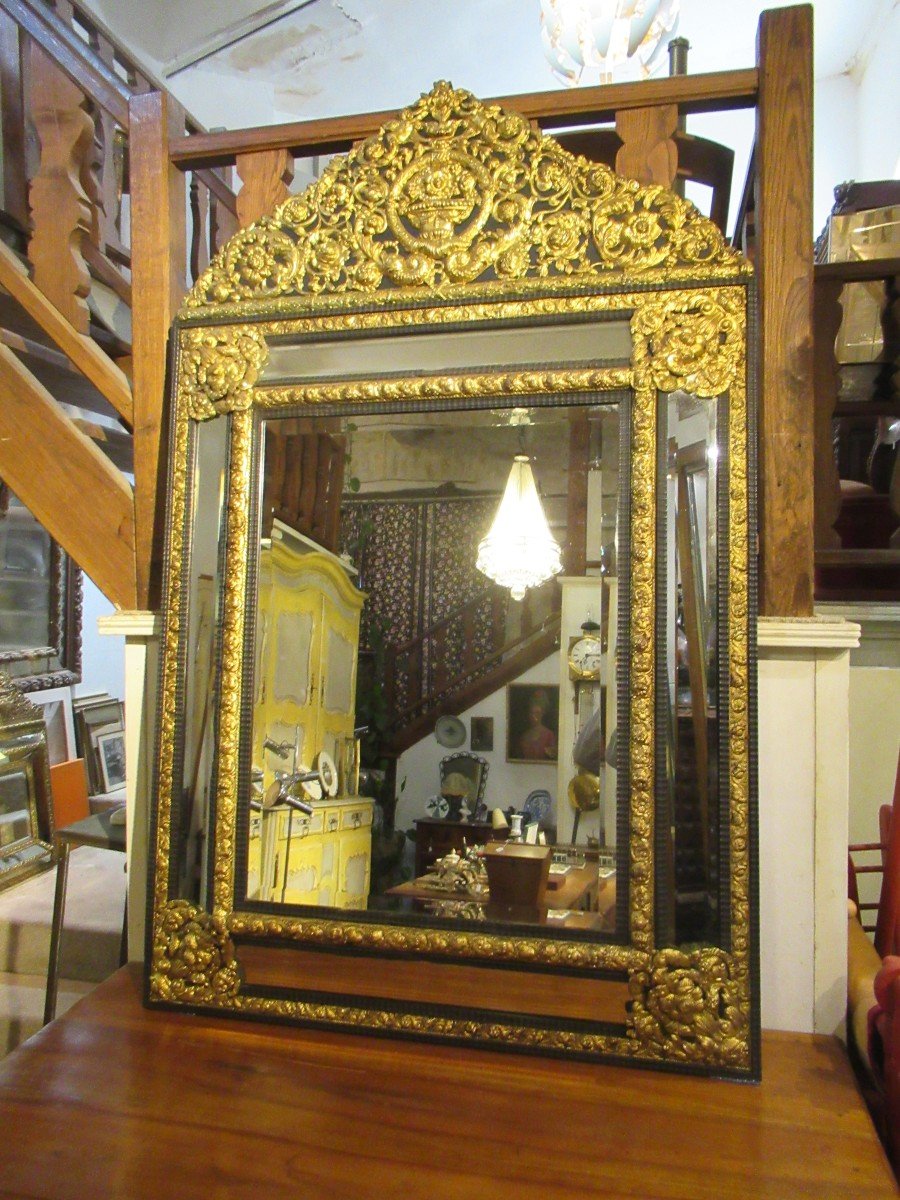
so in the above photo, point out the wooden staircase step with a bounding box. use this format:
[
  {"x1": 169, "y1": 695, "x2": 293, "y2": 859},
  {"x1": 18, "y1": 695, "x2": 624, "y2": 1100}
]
[{"x1": 0, "y1": 238, "x2": 132, "y2": 424}]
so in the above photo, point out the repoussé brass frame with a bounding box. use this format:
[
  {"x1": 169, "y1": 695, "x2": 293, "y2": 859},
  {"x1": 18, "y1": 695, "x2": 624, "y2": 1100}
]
[{"x1": 147, "y1": 83, "x2": 755, "y2": 1075}]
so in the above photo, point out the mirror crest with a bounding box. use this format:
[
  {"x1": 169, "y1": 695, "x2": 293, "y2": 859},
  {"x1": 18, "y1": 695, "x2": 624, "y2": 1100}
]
[
  {"x1": 184, "y1": 81, "x2": 747, "y2": 314},
  {"x1": 150, "y1": 82, "x2": 756, "y2": 1075}
]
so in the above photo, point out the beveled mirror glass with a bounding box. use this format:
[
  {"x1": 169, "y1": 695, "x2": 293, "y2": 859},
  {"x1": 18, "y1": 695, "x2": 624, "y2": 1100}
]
[{"x1": 148, "y1": 83, "x2": 757, "y2": 1077}]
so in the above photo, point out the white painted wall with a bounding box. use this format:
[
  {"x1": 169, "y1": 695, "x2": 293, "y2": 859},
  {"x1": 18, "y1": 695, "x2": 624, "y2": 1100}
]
[
  {"x1": 76, "y1": 573, "x2": 125, "y2": 702},
  {"x1": 812, "y1": 73, "x2": 860, "y2": 233},
  {"x1": 820, "y1": 603, "x2": 900, "y2": 920},
  {"x1": 856, "y1": 0, "x2": 900, "y2": 180},
  {"x1": 757, "y1": 619, "x2": 859, "y2": 1036}
]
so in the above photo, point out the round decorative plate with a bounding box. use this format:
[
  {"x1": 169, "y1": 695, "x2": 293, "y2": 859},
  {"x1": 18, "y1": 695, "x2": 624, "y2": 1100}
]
[
  {"x1": 425, "y1": 795, "x2": 450, "y2": 818},
  {"x1": 316, "y1": 750, "x2": 338, "y2": 796},
  {"x1": 434, "y1": 715, "x2": 466, "y2": 749},
  {"x1": 523, "y1": 788, "x2": 552, "y2": 825}
]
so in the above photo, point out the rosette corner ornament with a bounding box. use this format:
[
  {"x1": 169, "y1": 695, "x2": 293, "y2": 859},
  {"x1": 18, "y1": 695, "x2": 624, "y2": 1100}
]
[
  {"x1": 627, "y1": 946, "x2": 750, "y2": 1067},
  {"x1": 178, "y1": 326, "x2": 268, "y2": 420},
  {"x1": 150, "y1": 899, "x2": 241, "y2": 1004}
]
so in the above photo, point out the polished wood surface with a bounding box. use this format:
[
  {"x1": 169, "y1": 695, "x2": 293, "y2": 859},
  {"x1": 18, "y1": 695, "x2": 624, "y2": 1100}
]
[
  {"x1": 169, "y1": 69, "x2": 759, "y2": 169},
  {"x1": 755, "y1": 4, "x2": 815, "y2": 616},
  {"x1": 129, "y1": 90, "x2": 187, "y2": 610},
  {"x1": 0, "y1": 967, "x2": 894, "y2": 1199},
  {"x1": 238, "y1": 944, "x2": 630, "y2": 1024}
]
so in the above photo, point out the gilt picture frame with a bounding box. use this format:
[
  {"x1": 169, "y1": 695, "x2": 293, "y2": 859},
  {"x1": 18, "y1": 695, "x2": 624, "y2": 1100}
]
[{"x1": 146, "y1": 82, "x2": 757, "y2": 1078}]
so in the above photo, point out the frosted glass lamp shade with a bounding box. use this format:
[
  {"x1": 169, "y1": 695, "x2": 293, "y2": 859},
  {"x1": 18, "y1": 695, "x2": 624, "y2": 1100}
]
[
  {"x1": 540, "y1": 0, "x2": 680, "y2": 87},
  {"x1": 476, "y1": 456, "x2": 563, "y2": 601}
]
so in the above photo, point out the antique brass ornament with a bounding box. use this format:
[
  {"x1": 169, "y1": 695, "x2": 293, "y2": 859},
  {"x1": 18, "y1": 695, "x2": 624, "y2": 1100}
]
[
  {"x1": 627, "y1": 947, "x2": 749, "y2": 1068},
  {"x1": 150, "y1": 83, "x2": 756, "y2": 1076},
  {"x1": 150, "y1": 900, "x2": 241, "y2": 1004},
  {"x1": 0, "y1": 672, "x2": 54, "y2": 891},
  {"x1": 186, "y1": 81, "x2": 746, "y2": 315}
]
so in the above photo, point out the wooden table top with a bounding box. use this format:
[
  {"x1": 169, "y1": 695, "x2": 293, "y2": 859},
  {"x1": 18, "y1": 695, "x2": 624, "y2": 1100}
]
[{"x1": 0, "y1": 966, "x2": 896, "y2": 1199}]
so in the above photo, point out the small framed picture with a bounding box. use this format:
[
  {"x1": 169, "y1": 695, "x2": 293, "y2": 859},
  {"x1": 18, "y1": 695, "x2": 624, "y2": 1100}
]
[
  {"x1": 506, "y1": 684, "x2": 560, "y2": 764},
  {"x1": 96, "y1": 730, "x2": 127, "y2": 792},
  {"x1": 470, "y1": 716, "x2": 494, "y2": 753}
]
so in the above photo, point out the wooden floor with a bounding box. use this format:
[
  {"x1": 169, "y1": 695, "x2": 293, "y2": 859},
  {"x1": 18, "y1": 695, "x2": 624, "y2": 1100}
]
[{"x1": 0, "y1": 966, "x2": 896, "y2": 1199}]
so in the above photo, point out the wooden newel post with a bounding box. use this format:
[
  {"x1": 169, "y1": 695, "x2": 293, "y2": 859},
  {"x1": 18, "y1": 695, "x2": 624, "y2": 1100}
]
[
  {"x1": 755, "y1": 4, "x2": 815, "y2": 616},
  {"x1": 27, "y1": 42, "x2": 93, "y2": 334},
  {"x1": 129, "y1": 90, "x2": 187, "y2": 611}
]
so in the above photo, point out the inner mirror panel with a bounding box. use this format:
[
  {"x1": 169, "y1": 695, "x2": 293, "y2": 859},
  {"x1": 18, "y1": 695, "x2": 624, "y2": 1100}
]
[
  {"x1": 177, "y1": 416, "x2": 228, "y2": 904},
  {"x1": 658, "y1": 390, "x2": 724, "y2": 948},
  {"x1": 239, "y1": 396, "x2": 623, "y2": 937}
]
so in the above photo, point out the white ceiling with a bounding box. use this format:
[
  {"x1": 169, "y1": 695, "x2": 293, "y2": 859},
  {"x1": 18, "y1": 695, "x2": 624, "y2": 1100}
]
[{"x1": 88, "y1": 0, "x2": 891, "y2": 127}]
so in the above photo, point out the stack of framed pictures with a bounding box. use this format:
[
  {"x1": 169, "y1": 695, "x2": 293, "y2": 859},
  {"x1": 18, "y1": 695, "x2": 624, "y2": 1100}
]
[{"x1": 73, "y1": 693, "x2": 126, "y2": 794}]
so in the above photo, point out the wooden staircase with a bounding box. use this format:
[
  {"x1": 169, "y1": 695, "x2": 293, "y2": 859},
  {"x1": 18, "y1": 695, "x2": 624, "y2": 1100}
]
[
  {"x1": 0, "y1": 0, "x2": 238, "y2": 609},
  {"x1": 384, "y1": 584, "x2": 561, "y2": 754}
]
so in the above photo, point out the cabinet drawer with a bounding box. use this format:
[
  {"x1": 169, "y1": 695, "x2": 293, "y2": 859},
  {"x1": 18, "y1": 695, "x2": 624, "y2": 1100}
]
[
  {"x1": 340, "y1": 804, "x2": 372, "y2": 831},
  {"x1": 274, "y1": 808, "x2": 324, "y2": 840}
]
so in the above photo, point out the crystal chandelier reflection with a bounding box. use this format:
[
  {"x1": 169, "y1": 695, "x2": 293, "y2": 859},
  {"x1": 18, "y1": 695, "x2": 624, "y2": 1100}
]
[
  {"x1": 540, "y1": 0, "x2": 680, "y2": 87},
  {"x1": 476, "y1": 455, "x2": 563, "y2": 601}
]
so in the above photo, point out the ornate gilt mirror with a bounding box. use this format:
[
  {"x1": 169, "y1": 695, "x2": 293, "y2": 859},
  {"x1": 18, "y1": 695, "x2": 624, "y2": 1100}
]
[{"x1": 148, "y1": 83, "x2": 757, "y2": 1077}]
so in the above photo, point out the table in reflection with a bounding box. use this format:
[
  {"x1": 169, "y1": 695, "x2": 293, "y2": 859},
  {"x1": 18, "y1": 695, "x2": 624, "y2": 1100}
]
[{"x1": 387, "y1": 862, "x2": 615, "y2": 930}]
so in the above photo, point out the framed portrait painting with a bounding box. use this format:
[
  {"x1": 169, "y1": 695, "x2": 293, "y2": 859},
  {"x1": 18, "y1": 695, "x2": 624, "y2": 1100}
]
[{"x1": 506, "y1": 684, "x2": 559, "y2": 764}]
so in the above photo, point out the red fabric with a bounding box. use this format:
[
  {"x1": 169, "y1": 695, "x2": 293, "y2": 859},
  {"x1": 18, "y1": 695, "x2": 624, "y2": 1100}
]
[{"x1": 869, "y1": 959, "x2": 900, "y2": 1169}]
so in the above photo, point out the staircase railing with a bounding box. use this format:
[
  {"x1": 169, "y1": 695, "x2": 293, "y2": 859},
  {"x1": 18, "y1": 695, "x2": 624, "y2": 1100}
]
[
  {"x1": 0, "y1": 0, "x2": 239, "y2": 608},
  {"x1": 385, "y1": 584, "x2": 561, "y2": 753}
]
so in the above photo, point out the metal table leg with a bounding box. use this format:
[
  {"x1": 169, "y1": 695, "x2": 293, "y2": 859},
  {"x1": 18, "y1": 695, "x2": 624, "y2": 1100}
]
[{"x1": 43, "y1": 841, "x2": 71, "y2": 1026}]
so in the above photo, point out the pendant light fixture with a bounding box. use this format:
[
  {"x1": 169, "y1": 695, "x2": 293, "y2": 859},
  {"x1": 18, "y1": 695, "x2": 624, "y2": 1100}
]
[
  {"x1": 476, "y1": 454, "x2": 562, "y2": 601},
  {"x1": 540, "y1": 0, "x2": 680, "y2": 87}
]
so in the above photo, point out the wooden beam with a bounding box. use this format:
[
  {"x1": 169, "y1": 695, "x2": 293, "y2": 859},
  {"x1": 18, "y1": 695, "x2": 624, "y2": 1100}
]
[
  {"x1": 755, "y1": 5, "x2": 815, "y2": 616},
  {"x1": 83, "y1": 239, "x2": 132, "y2": 309},
  {"x1": 129, "y1": 90, "x2": 187, "y2": 610},
  {"x1": 0, "y1": 342, "x2": 135, "y2": 608},
  {"x1": 0, "y1": 238, "x2": 133, "y2": 423},
  {"x1": 169, "y1": 69, "x2": 759, "y2": 170}
]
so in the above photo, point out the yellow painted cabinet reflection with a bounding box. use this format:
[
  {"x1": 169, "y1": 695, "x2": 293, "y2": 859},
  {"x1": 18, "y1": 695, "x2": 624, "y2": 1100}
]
[{"x1": 250, "y1": 524, "x2": 371, "y2": 908}]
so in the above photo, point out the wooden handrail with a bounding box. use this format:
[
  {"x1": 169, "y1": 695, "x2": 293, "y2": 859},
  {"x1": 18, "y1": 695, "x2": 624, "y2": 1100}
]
[
  {"x1": 0, "y1": 0, "x2": 131, "y2": 125},
  {"x1": 0, "y1": 0, "x2": 237, "y2": 218},
  {"x1": 169, "y1": 69, "x2": 759, "y2": 171},
  {"x1": 0, "y1": 239, "x2": 133, "y2": 423},
  {"x1": 815, "y1": 257, "x2": 900, "y2": 283},
  {"x1": 389, "y1": 585, "x2": 503, "y2": 661},
  {"x1": 388, "y1": 622, "x2": 561, "y2": 755}
]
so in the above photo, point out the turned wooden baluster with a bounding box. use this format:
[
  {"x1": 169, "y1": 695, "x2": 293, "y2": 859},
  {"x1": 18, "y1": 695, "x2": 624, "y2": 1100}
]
[
  {"x1": 27, "y1": 42, "x2": 94, "y2": 334},
  {"x1": 210, "y1": 166, "x2": 240, "y2": 256},
  {"x1": 614, "y1": 103, "x2": 679, "y2": 187},
  {"x1": 189, "y1": 174, "x2": 211, "y2": 282},
  {"x1": 0, "y1": 12, "x2": 29, "y2": 233},
  {"x1": 236, "y1": 147, "x2": 294, "y2": 228}
]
